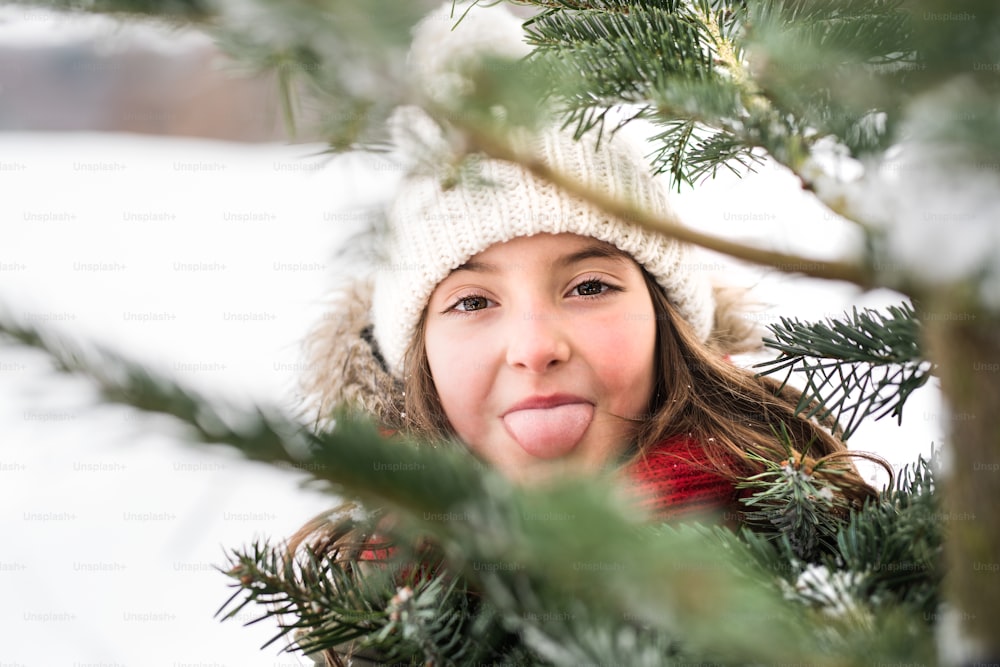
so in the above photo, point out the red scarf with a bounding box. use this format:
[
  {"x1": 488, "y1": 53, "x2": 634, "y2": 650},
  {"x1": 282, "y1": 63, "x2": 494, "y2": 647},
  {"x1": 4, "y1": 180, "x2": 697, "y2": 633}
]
[{"x1": 623, "y1": 436, "x2": 739, "y2": 522}]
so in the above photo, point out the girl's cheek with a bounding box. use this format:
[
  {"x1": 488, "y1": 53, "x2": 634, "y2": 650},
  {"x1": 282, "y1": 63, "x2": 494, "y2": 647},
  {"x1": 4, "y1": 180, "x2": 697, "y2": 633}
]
[
  {"x1": 427, "y1": 332, "x2": 496, "y2": 431},
  {"x1": 586, "y1": 313, "x2": 654, "y2": 368},
  {"x1": 584, "y1": 309, "x2": 656, "y2": 410}
]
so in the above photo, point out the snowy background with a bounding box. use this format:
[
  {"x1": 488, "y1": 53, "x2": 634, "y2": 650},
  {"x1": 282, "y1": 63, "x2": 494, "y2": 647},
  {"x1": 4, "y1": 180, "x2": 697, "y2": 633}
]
[{"x1": 0, "y1": 10, "x2": 942, "y2": 667}]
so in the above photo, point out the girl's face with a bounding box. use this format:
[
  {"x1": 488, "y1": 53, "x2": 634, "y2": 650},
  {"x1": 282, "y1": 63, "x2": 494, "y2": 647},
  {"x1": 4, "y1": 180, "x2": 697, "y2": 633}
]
[{"x1": 424, "y1": 233, "x2": 657, "y2": 481}]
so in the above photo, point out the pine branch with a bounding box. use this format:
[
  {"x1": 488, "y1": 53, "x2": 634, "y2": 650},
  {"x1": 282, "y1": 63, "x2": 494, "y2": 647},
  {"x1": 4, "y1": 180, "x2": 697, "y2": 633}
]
[
  {"x1": 755, "y1": 302, "x2": 933, "y2": 441},
  {"x1": 218, "y1": 538, "x2": 397, "y2": 652},
  {"x1": 218, "y1": 537, "x2": 506, "y2": 664},
  {"x1": 700, "y1": 455, "x2": 941, "y2": 663},
  {"x1": 524, "y1": 5, "x2": 715, "y2": 113},
  {"x1": 732, "y1": 453, "x2": 942, "y2": 617},
  {"x1": 523, "y1": 2, "x2": 765, "y2": 188},
  {"x1": 777, "y1": 456, "x2": 941, "y2": 664},
  {"x1": 831, "y1": 455, "x2": 942, "y2": 616},
  {"x1": 736, "y1": 432, "x2": 851, "y2": 561},
  {"x1": 743, "y1": 0, "x2": 913, "y2": 153},
  {"x1": 519, "y1": 0, "x2": 912, "y2": 230},
  {"x1": 510, "y1": 600, "x2": 681, "y2": 667},
  {"x1": 372, "y1": 579, "x2": 467, "y2": 666},
  {"x1": 679, "y1": 128, "x2": 768, "y2": 182}
]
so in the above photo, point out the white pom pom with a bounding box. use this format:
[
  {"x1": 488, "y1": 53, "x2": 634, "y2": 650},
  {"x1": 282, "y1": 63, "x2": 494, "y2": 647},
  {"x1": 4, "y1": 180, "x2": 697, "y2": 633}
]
[{"x1": 408, "y1": 2, "x2": 530, "y2": 105}]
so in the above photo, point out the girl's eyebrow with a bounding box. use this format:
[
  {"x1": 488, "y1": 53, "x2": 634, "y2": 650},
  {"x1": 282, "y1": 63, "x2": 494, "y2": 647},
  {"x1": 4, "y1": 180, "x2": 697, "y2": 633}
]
[
  {"x1": 555, "y1": 244, "x2": 630, "y2": 269},
  {"x1": 454, "y1": 259, "x2": 500, "y2": 274}
]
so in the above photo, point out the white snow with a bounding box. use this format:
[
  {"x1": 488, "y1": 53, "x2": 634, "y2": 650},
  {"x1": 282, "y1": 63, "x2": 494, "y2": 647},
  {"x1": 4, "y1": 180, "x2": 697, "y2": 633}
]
[
  {"x1": 789, "y1": 563, "x2": 866, "y2": 619},
  {"x1": 0, "y1": 130, "x2": 939, "y2": 666}
]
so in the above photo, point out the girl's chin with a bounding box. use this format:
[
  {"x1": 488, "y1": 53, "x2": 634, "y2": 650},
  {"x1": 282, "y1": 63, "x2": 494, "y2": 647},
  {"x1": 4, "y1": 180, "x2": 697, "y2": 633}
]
[
  {"x1": 492, "y1": 442, "x2": 614, "y2": 484},
  {"x1": 497, "y1": 453, "x2": 605, "y2": 484}
]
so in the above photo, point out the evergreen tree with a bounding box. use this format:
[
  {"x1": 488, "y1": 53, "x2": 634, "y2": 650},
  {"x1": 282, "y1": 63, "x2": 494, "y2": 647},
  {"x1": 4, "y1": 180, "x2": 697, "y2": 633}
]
[{"x1": 3, "y1": 0, "x2": 998, "y2": 663}]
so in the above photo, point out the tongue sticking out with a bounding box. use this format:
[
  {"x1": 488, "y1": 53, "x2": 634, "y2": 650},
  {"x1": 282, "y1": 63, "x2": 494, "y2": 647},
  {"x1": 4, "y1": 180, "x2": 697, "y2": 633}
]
[{"x1": 502, "y1": 403, "x2": 595, "y2": 459}]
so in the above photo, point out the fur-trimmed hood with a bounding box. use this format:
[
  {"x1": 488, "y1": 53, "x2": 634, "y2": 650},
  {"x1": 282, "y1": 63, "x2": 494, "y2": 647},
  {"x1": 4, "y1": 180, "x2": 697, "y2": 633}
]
[
  {"x1": 300, "y1": 279, "x2": 405, "y2": 432},
  {"x1": 299, "y1": 277, "x2": 763, "y2": 430}
]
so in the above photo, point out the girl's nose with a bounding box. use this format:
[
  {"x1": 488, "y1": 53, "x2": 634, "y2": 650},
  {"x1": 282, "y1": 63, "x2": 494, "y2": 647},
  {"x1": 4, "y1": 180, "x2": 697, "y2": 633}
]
[{"x1": 504, "y1": 304, "x2": 572, "y2": 373}]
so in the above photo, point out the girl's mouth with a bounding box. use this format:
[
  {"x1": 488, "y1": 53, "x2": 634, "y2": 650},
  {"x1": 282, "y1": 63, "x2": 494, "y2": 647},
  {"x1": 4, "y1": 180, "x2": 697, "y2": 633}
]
[{"x1": 501, "y1": 402, "x2": 594, "y2": 458}]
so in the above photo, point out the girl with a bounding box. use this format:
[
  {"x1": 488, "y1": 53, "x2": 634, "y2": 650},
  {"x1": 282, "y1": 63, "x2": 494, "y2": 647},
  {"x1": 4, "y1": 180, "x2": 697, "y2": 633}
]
[
  {"x1": 296, "y1": 110, "x2": 881, "y2": 666},
  {"x1": 293, "y1": 5, "x2": 883, "y2": 663}
]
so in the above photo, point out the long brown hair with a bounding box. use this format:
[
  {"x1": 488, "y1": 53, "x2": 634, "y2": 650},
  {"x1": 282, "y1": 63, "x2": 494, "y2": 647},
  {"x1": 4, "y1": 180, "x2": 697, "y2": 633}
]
[{"x1": 637, "y1": 270, "x2": 885, "y2": 507}]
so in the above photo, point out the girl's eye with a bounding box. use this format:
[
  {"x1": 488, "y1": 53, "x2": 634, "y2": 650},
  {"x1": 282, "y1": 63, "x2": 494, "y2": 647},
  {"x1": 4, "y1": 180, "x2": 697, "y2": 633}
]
[
  {"x1": 452, "y1": 295, "x2": 491, "y2": 312},
  {"x1": 572, "y1": 279, "x2": 612, "y2": 297}
]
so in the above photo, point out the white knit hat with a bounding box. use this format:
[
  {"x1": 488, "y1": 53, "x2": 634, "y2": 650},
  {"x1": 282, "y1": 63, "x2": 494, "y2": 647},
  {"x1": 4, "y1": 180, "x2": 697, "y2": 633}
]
[{"x1": 370, "y1": 4, "x2": 715, "y2": 377}]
